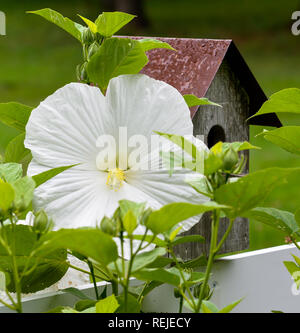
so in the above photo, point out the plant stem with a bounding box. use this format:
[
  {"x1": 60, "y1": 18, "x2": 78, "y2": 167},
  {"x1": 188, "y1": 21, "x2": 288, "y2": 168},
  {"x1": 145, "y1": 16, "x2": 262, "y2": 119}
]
[
  {"x1": 169, "y1": 249, "x2": 197, "y2": 310},
  {"x1": 196, "y1": 210, "x2": 220, "y2": 313},
  {"x1": 87, "y1": 261, "x2": 99, "y2": 300},
  {"x1": 214, "y1": 218, "x2": 234, "y2": 254}
]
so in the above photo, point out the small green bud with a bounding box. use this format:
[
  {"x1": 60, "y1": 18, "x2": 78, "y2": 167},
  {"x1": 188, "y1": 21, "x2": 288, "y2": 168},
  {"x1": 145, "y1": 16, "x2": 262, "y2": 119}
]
[
  {"x1": 222, "y1": 147, "x2": 239, "y2": 172},
  {"x1": 80, "y1": 62, "x2": 88, "y2": 82},
  {"x1": 193, "y1": 283, "x2": 210, "y2": 299},
  {"x1": 100, "y1": 216, "x2": 117, "y2": 236},
  {"x1": 140, "y1": 207, "x2": 153, "y2": 226},
  {"x1": 87, "y1": 42, "x2": 99, "y2": 59},
  {"x1": 33, "y1": 210, "x2": 53, "y2": 234},
  {"x1": 82, "y1": 28, "x2": 95, "y2": 45},
  {"x1": 76, "y1": 64, "x2": 82, "y2": 81},
  {"x1": 174, "y1": 288, "x2": 181, "y2": 298}
]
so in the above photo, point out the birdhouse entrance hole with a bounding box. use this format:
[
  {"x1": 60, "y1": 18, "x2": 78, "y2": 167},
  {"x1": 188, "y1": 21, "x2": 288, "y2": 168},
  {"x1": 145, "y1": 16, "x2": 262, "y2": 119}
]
[{"x1": 207, "y1": 125, "x2": 226, "y2": 148}]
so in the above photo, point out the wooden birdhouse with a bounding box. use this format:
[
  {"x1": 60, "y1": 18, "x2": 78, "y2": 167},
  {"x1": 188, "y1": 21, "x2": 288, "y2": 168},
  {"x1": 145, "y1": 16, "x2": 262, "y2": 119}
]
[{"x1": 134, "y1": 37, "x2": 282, "y2": 259}]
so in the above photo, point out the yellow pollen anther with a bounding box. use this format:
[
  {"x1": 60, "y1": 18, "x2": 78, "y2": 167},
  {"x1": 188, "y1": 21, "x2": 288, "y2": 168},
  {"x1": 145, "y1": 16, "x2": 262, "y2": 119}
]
[{"x1": 106, "y1": 168, "x2": 125, "y2": 191}]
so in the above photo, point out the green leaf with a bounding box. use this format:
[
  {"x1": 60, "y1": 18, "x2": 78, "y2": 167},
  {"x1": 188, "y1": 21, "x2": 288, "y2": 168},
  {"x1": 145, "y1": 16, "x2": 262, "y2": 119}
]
[
  {"x1": 257, "y1": 126, "x2": 300, "y2": 156},
  {"x1": 0, "y1": 182, "x2": 15, "y2": 211},
  {"x1": 78, "y1": 15, "x2": 97, "y2": 33},
  {"x1": 11, "y1": 176, "x2": 35, "y2": 211},
  {"x1": 75, "y1": 299, "x2": 97, "y2": 312},
  {"x1": 96, "y1": 294, "x2": 119, "y2": 313},
  {"x1": 155, "y1": 131, "x2": 204, "y2": 172},
  {"x1": 284, "y1": 261, "x2": 300, "y2": 288},
  {"x1": 0, "y1": 271, "x2": 6, "y2": 291},
  {"x1": 171, "y1": 235, "x2": 205, "y2": 246},
  {"x1": 249, "y1": 88, "x2": 300, "y2": 120},
  {"x1": 214, "y1": 167, "x2": 296, "y2": 218},
  {"x1": 219, "y1": 298, "x2": 243, "y2": 313},
  {"x1": 62, "y1": 287, "x2": 93, "y2": 300},
  {"x1": 137, "y1": 38, "x2": 175, "y2": 52},
  {"x1": 128, "y1": 234, "x2": 166, "y2": 247},
  {"x1": 4, "y1": 133, "x2": 32, "y2": 166},
  {"x1": 116, "y1": 293, "x2": 141, "y2": 313},
  {"x1": 87, "y1": 38, "x2": 148, "y2": 91},
  {"x1": 0, "y1": 225, "x2": 68, "y2": 293},
  {"x1": 133, "y1": 268, "x2": 180, "y2": 286},
  {"x1": 119, "y1": 200, "x2": 145, "y2": 220},
  {"x1": 185, "y1": 175, "x2": 213, "y2": 198},
  {"x1": 123, "y1": 210, "x2": 137, "y2": 235},
  {"x1": 28, "y1": 8, "x2": 85, "y2": 42},
  {"x1": 243, "y1": 207, "x2": 300, "y2": 236},
  {"x1": 95, "y1": 12, "x2": 136, "y2": 37},
  {"x1": 0, "y1": 163, "x2": 23, "y2": 183},
  {"x1": 36, "y1": 228, "x2": 118, "y2": 266},
  {"x1": 0, "y1": 102, "x2": 33, "y2": 131},
  {"x1": 203, "y1": 150, "x2": 224, "y2": 176},
  {"x1": 131, "y1": 247, "x2": 166, "y2": 273},
  {"x1": 222, "y1": 141, "x2": 261, "y2": 152},
  {"x1": 201, "y1": 300, "x2": 219, "y2": 313},
  {"x1": 32, "y1": 164, "x2": 76, "y2": 187},
  {"x1": 146, "y1": 202, "x2": 227, "y2": 234},
  {"x1": 183, "y1": 94, "x2": 221, "y2": 108}
]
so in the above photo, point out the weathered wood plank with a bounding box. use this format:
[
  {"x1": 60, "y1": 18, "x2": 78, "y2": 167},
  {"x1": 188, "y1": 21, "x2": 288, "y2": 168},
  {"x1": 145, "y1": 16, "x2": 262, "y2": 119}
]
[{"x1": 174, "y1": 58, "x2": 250, "y2": 259}]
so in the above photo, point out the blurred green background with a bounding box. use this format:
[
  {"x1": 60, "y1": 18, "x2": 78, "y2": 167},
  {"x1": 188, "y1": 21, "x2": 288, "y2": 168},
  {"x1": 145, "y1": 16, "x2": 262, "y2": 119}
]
[{"x1": 1, "y1": 0, "x2": 300, "y2": 250}]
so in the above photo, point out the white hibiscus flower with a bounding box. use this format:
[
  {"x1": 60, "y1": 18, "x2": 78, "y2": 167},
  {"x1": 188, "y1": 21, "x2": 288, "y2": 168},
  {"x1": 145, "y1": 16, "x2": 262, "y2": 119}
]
[{"x1": 24, "y1": 74, "x2": 208, "y2": 233}]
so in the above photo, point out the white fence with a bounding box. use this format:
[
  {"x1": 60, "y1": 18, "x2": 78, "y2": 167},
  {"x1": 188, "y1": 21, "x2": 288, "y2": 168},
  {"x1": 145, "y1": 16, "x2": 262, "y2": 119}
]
[{"x1": 0, "y1": 243, "x2": 299, "y2": 313}]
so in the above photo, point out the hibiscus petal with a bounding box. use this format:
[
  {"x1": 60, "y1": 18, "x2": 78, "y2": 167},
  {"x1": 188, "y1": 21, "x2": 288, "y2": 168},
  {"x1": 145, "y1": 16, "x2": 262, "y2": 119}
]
[
  {"x1": 24, "y1": 82, "x2": 114, "y2": 171},
  {"x1": 106, "y1": 74, "x2": 193, "y2": 158},
  {"x1": 126, "y1": 169, "x2": 209, "y2": 232}
]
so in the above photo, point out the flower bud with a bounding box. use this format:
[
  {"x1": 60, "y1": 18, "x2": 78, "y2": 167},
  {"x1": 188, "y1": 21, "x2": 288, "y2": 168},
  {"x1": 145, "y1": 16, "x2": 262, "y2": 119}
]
[
  {"x1": 80, "y1": 62, "x2": 88, "y2": 82},
  {"x1": 100, "y1": 216, "x2": 117, "y2": 236},
  {"x1": 87, "y1": 42, "x2": 99, "y2": 59},
  {"x1": 140, "y1": 207, "x2": 152, "y2": 226},
  {"x1": 33, "y1": 210, "x2": 53, "y2": 234},
  {"x1": 222, "y1": 147, "x2": 239, "y2": 172},
  {"x1": 174, "y1": 288, "x2": 181, "y2": 298},
  {"x1": 82, "y1": 28, "x2": 95, "y2": 45}
]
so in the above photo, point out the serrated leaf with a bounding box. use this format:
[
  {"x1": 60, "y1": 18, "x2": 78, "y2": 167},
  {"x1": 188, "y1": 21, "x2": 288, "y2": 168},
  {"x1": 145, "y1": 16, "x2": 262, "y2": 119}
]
[
  {"x1": 87, "y1": 38, "x2": 148, "y2": 91},
  {"x1": 28, "y1": 8, "x2": 85, "y2": 42},
  {"x1": 95, "y1": 12, "x2": 136, "y2": 37},
  {"x1": 0, "y1": 102, "x2": 32, "y2": 131},
  {"x1": 184, "y1": 94, "x2": 222, "y2": 108},
  {"x1": 185, "y1": 175, "x2": 213, "y2": 198}
]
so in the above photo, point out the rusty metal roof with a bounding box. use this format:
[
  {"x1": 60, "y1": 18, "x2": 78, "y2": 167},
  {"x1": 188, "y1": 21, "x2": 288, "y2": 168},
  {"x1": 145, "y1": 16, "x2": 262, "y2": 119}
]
[{"x1": 130, "y1": 37, "x2": 281, "y2": 127}]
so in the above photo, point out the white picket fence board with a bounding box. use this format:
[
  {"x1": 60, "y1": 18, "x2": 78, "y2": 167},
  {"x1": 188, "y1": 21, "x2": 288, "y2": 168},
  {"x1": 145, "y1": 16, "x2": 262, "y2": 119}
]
[{"x1": 0, "y1": 243, "x2": 299, "y2": 313}]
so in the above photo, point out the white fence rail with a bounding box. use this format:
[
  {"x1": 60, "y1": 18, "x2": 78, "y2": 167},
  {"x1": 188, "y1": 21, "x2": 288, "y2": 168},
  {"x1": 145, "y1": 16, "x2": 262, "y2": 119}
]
[{"x1": 0, "y1": 243, "x2": 299, "y2": 313}]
